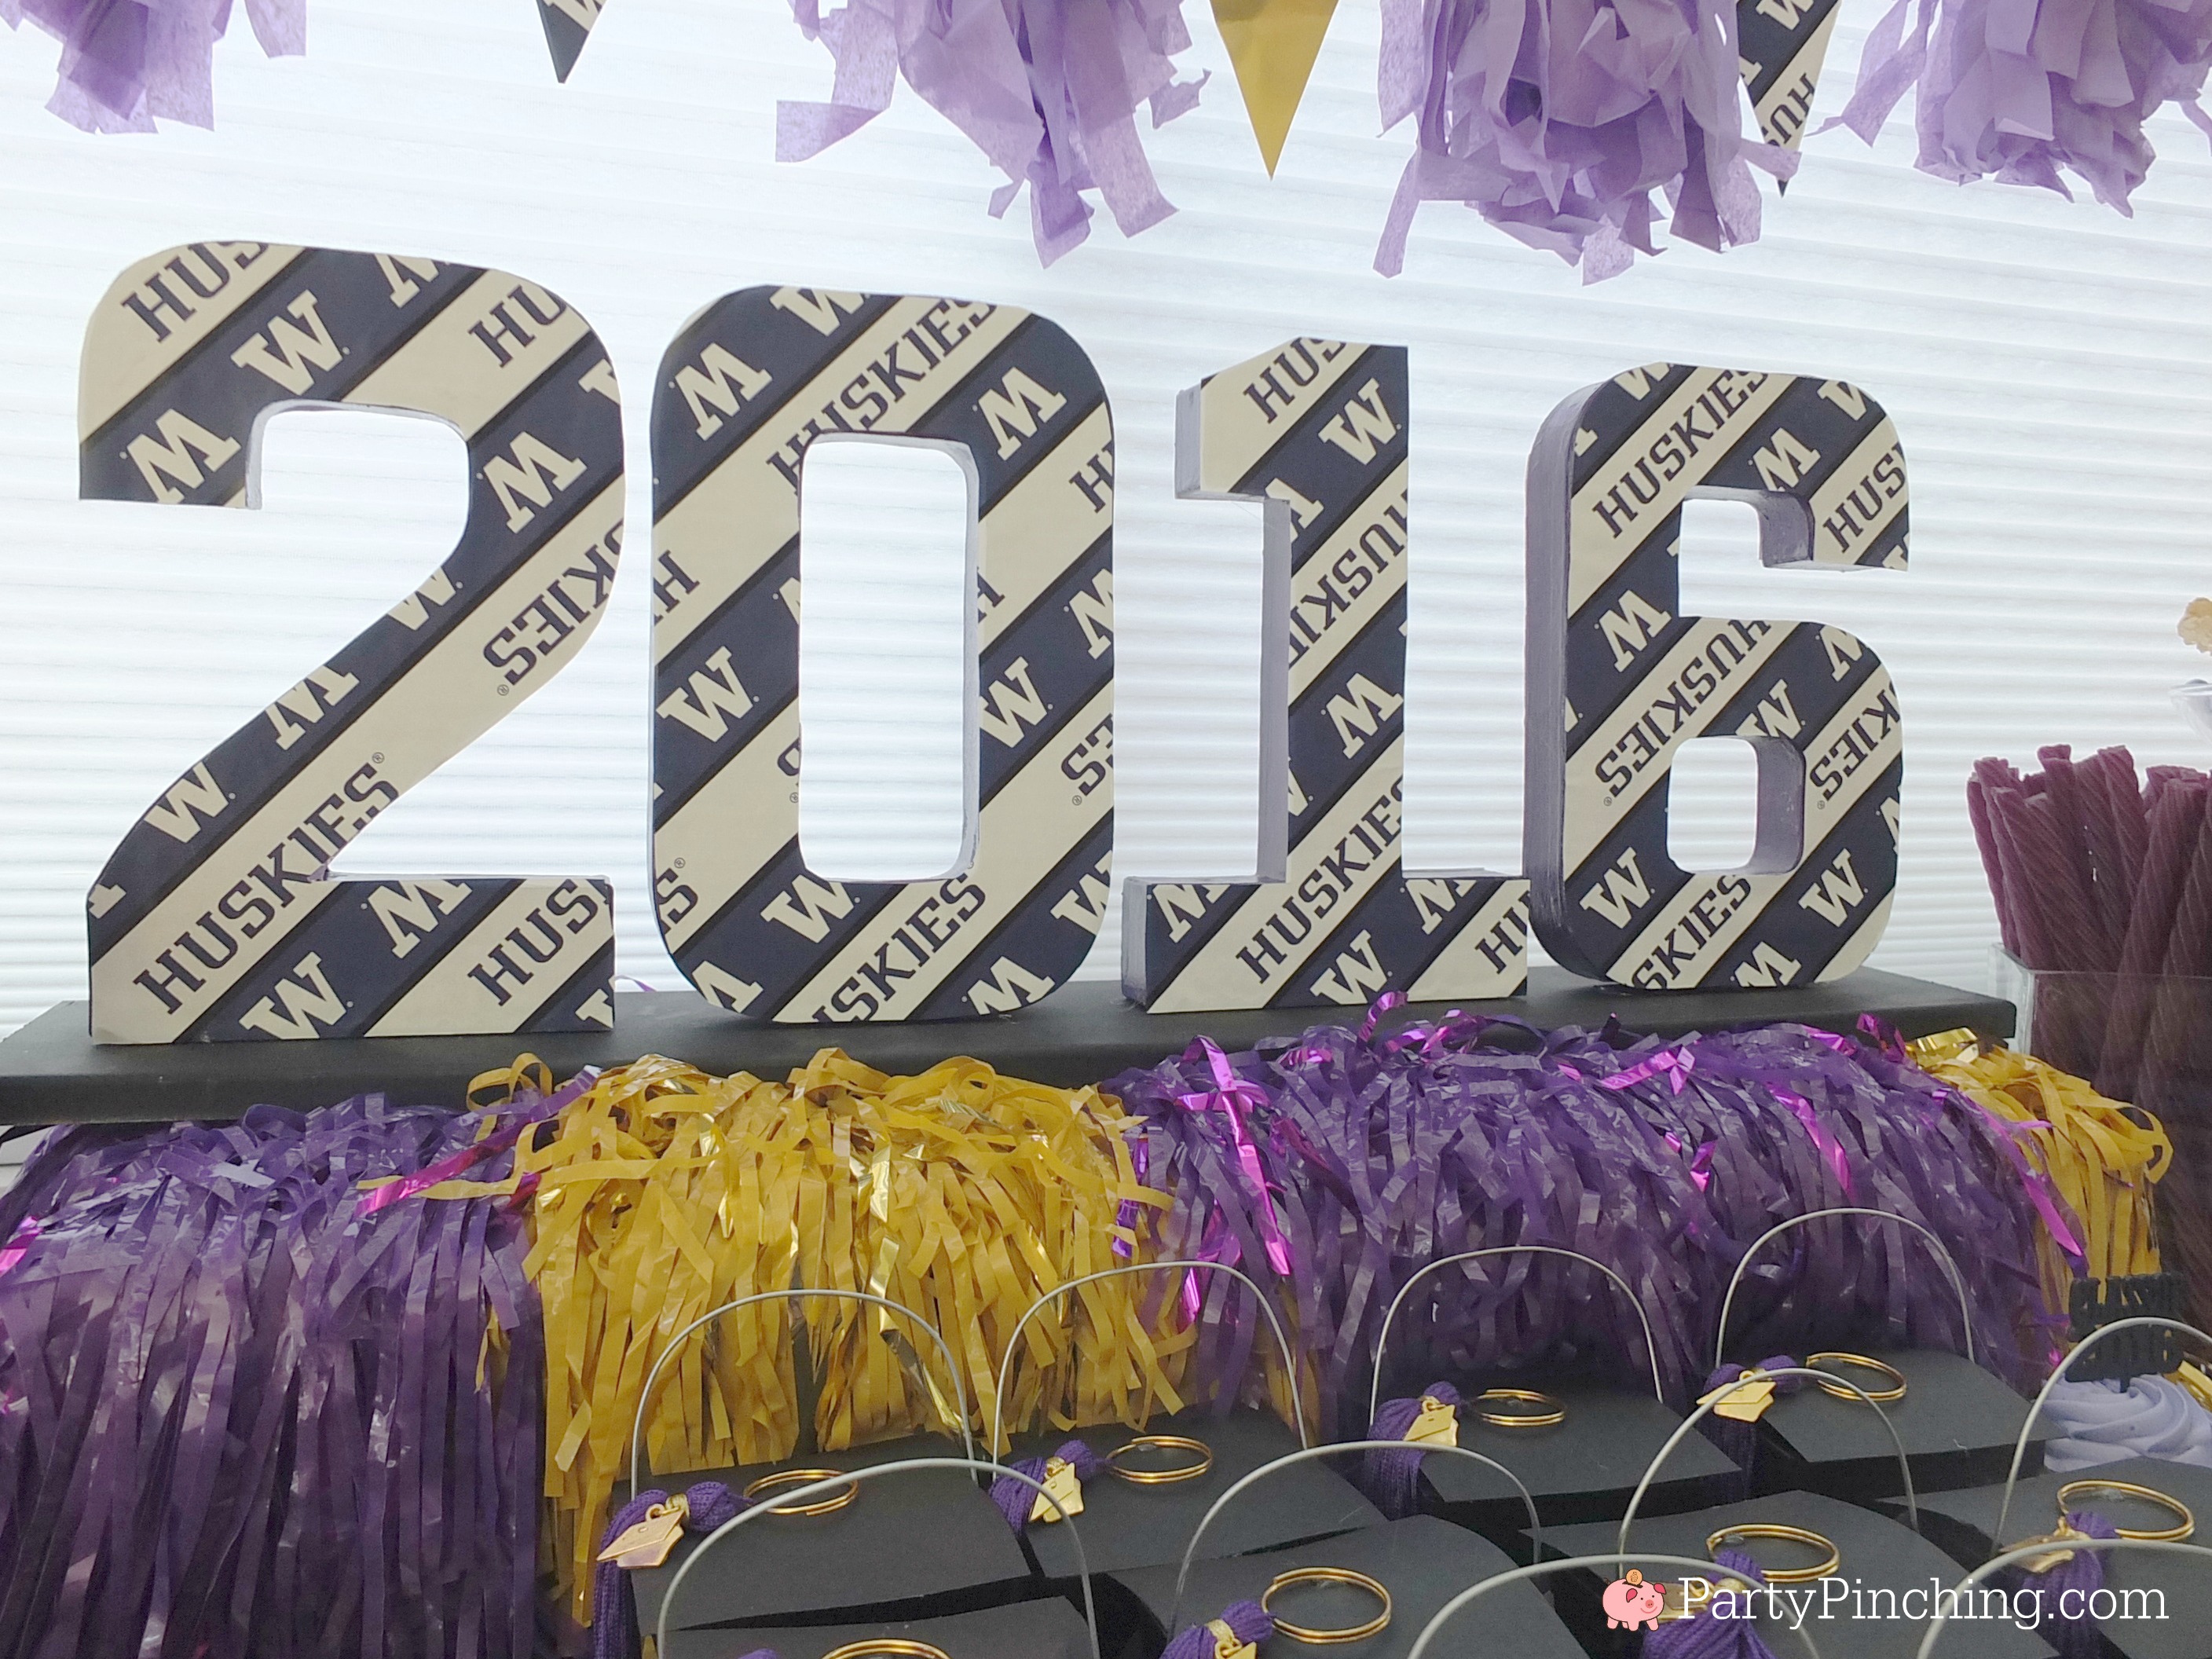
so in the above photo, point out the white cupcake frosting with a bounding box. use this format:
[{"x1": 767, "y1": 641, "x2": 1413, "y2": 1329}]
[{"x1": 2041, "y1": 1375, "x2": 2212, "y2": 1473}]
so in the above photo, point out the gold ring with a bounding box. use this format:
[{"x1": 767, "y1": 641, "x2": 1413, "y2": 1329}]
[
  {"x1": 822, "y1": 1643, "x2": 952, "y2": 1659},
  {"x1": 1261, "y1": 1566, "x2": 1393, "y2": 1644},
  {"x1": 2056, "y1": 1480, "x2": 2196, "y2": 1542},
  {"x1": 1805, "y1": 1353, "x2": 1908, "y2": 1403},
  {"x1": 1105, "y1": 1434, "x2": 1214, "y2": 1485},
  {"x1": 1707, "y1": 1523, "x2": 1841, "y2": 1583},
  {"x1": 742, "y1": 1467, "x2": 859, "y2": 1517},
  {"x1": 1473, "y1": 1388, "x2": 1566, "y2": 1428}
]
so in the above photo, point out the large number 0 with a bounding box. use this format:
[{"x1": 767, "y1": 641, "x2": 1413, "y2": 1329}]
[
  {"x1": 1525, "y1": 364, "x2": 1906, "y2": 990},
  {"x1": 648, "y1": 287, "x2": 1115, "y2": 1021},
  {"x1": 84, "y1": 243, "x2": 622, "y2": 1042},
  {"x1": 1122, "y1": 339, "x2": 1529, "y2": 1012}
]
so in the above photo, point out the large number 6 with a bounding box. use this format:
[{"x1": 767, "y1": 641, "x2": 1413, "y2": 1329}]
[
  {"x1": 649, "y1": 287, "x2": 1115, "y2": 1020},
  {"x1": 1122, "y1": 339, "x2": 1529, "y2": 1012},
  {"x1": 83, "y1": 243, "x2": 622, "y2": 1042},
  {"x1": 1525, "y1": 364, "x2": 1906, "y2": 990}
]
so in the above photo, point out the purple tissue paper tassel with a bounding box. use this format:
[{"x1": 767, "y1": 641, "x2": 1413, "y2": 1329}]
[
  {"x1": 1828, "y1": 0, "x2": 2212, "y2": 212},
  {"x1": 1374, "y1": 0, "x2": 1798, "y2": 281},
  {"x1": 2, "y1": 0, "x2": 304, "y2": 134},
  {"x1": 0, "y1": 1090, "x2": 550, "y2": 1659},
  {"x1": 990, "y1": 1438, "x2": 1104, "y2": 1529},
  {"x1": 1360, "y1": 1380, "x2": 1460, "y2": 1517},
  {"x1": 1646, "y1": 1551, "x2": 1780, "y2": 1659},
  {"x1": 1162, "y1": 1600, "x2": 1273, "y2": 1659},
  {"x1": 591, "y1": 1481, "x2": 749, "y2": 1659},
  {"x1": 776, "y1": 0, "x2": 1207, "y2": 264},
  {"x1": 1996, "y1": 1510, "x2": 2119, "y2": 1659}
]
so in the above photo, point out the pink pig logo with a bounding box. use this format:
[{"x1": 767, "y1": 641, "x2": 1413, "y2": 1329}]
[{"x1": 1602, "y1": 1570, "x2": 1667, "y2": 1632}]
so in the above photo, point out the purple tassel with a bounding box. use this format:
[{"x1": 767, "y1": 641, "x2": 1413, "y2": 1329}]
[
  {"x1": 990, "y1": 1439, "x2": 1103, "y2": 1530},
  {"x1": 591, "y1": 1481, "x2": 749, "y2": 1659},
  {"x1": 1162, "y1": 1600, "x2": 1274, "y2": 1659},
  {"x1": 1828, "y1": 0, "x2": 2212, "y2": 213},
  {"x1": 776, "y1": 0, "x2": 1208, "y2": 264},
  {"x1": 1694, "y1": 1359, "x2": 1800, "y2": 1497},
  {"x1": 2, "y1": 0, "x2": 304, "y2": 134},
  {"x1": 1646, "y1": 1551, "x2": 1780, "y2": 1659},
  {"x1": 1358, "y1": 1382, "x2": 1461, "y2": 1518},
  {"x1": 1375, "y1": 0, "x2": 1798, "y2": 281},
  {"x1": 1997, "y1": 1511, "x2": 2118, "y2": 1659},
  {"x1": 0, "y1": 1090, "x2": 551, "y2": 1659}
]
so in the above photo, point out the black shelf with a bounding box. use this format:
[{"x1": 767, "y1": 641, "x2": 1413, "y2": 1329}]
[{"x1": 0, "y1": 967, "x2": 2011, "y2": 1126}]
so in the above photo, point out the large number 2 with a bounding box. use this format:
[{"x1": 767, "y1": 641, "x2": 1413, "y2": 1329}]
[
  {"x1": 648, "y1": 287, "x2": 1115, "y2": 1022},
  {"x1": 82, "y1": 243, "x2": 622, "y2": 1042},
  {"x1": 1122, "y1": 339, "x2": 1529, "y2": 1011}
]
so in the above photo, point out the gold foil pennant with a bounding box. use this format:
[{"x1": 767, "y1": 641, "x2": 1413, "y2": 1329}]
[
  {"x1": 596, "y1": 1495, "x2": 688, "y2": 1569},
  {"x1": 1210, "y1": 0, "x2": 1339, "y2": 174},
  {"x1": 1207, "y1": 1618, "x2": 1258, "y2": 1659},
  {"x1": 1030, "y1": 1454, "x2": 1087, "y2": 1523},
  {"x1": 1701, "y1": 1372, "x2": 1777, "y2": 1423},
  {"x1": 1406, "y1": 1394, "x2": 1459, "y2": 1446}
]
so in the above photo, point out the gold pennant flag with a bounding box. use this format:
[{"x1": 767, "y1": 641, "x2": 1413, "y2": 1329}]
[{"x1": 1211, "y1": 0, "x2": 1340, "y2": 174}]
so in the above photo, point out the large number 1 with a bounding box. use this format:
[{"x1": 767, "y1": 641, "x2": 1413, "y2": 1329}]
[
  {"x1": 82, "y1": 243, "x2": 622, "y2": 1042},
  {"x1": 1122, "y1": 339, "x2": 1529, "y2": 1011}
]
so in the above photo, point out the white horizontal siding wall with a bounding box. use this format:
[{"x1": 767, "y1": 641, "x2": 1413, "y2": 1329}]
[{"x1": 0, "y1": 0, "x2": 2207, "y2": 1035}]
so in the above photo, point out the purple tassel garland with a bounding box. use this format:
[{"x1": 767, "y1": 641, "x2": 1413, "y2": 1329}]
[
  {"x1": 989, "y1": 1438, "x2": 1104, "y2": 1530},
  {"x1": 1829, "y1": 0, "x2": 2212, "y2": 211},
  {"x1": 1375, "y1": 0, "x2": 1798, "y2": 280},
  {"x1": 2, "y1": 0, "x2": 304, "y2": 134},
  {"x1": 0, "y1": 1093, "x2": 547, "y2": 1659},
  {"x1": 777, "y1": 0, "x2": 1207, "y2": 264},
  {"x1": 1160, "y1": 1600, "x2": 1274, "y2": 1659},
  {"x1": 1694, "y1": 1357, "x2": 1800, "y2": 1497}
]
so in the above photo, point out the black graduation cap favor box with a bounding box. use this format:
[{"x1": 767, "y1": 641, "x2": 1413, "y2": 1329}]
[
  {"x1": 1115, "y1": 1514, "x2": 1584, "y2": 1659},
  {"x1": 1877, "y1": 1453, "x2": 2212, "y2": 1659},
  {"x1": 1003, "y1": 1408, "x2": 1383, "y2": 1580},
  {"x1": 663, "y1": 1590, "x2": 1093, "y2": 1659},
  {"x1": 1755, "y1": 1350, "x2": 2049, "y2": 1500},
  {"x1": 629, "y1": 1433, "x2": 1036, "y2": 1635},
  {"x1": 1544, "y1": 1489, "x2": 2052, "y2": 1659},
  {"x1": 1412, "y1": 1383, "x2": 1738, "y2": 1539}
]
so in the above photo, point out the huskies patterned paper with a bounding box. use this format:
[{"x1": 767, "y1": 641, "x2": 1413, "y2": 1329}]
[
  {"x1": 1525, "y1": 363, "x2": 1906, "y2": 991},
  {"x1": 1736, "y1": 0, "x2": 1841, "y2": 148},
  {"x1": 1122, "y1": 339, "x2": 1527, "y2": 1013},
  {"x1": 650, "y1": 287, "x2": 1114, "y2": 1023},
  {"x1": 84, "y1": 244, "x2": 621, "y2": 1043}
]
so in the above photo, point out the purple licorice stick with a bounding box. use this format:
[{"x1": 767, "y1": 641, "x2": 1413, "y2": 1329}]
[
  {"x1": 2097, "y1": 774, "x2": 2206, "y2": 1101},
  {"x1": 1161, "y1": 1600, "x2": 1273, "y2": 1659},
  {"x1": 0, "y1": 1090, "x2": 548, "y2": 1659},
  {"x1": 1966, "y1": 771, "x2": 2020, "y2": 956},
  {"x1": 1829, "y1": 0, "x2": 2212, "y2": 212},
  {"x1": 1373, "y1": 0, "x2": 1797, "y2": 282},
  {"x1": 2082, "y1": 747, "x2": 2148, "y2": 934},
  {"x1": 2038, "y1": 746, "x2": 2115, "y2": 968},
  {"x1": 592, "y1": 1481, "x2": 749, "y2": 1659},
  {"x1": 2141, "y1": 797, "x2": 2212, "y2": 1329},
  {"x1": 775, "y1": 0, "x2": 1207, "y2": 265},
  {"x1": 1994, "y1": 1510, "x2": 2119, "y2": 1659},
  {"x1": 4, "y1": 0, "x2": 303, "y2": 133},
  {"x1": 1643, "y1": 1551, "x2": 1779, "y2": 1659},
  {"x1": 988, "y1": 1438, "x2": 1103, "y2": 1530}
]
